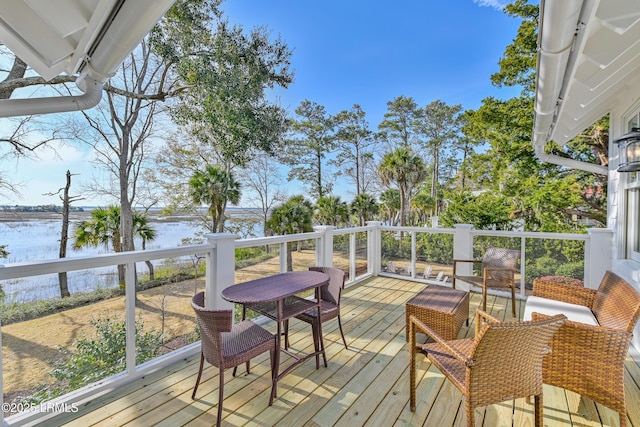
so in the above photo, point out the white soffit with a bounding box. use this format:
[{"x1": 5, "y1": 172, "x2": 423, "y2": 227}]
[
  {"x1": 0, "y1": 0, "x2": 116, "y2": 81},
  {"x1": 545, "y1": 0, "x2": 640, "y2": 146}
]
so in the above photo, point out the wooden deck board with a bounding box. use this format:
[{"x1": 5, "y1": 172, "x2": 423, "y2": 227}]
[{"x1": 46, "y1": 276, "x2": 640, "y2": 427}]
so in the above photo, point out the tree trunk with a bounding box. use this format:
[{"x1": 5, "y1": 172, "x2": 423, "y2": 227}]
[
  {"x1": 57, "y1": 170, "x2": 72, "y2": 298},
  {"x1": 286, "y1": 242, "x2": 293, "y2": 271}
]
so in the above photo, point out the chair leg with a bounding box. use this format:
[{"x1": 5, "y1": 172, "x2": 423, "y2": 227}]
[
  {"x1": 619, "y1": 411, "x2": 628, "y2": 427},
  {"x1": 466, "y1": 400, "x2": 474, "y2": 427},
  {"x1": 337, "y1": 315, "x2": 348, "y2": 349},
  {"x1": 217, "y1": 368, "x2": 225, "y2": 426},
  {"x1": 311, "y1": 320, "x2": 320, "y2": 369},
  {"x1": 482, "y1": 285, "x2": 487, "y2": 311},
  {"x1": 510, "y1": 285, "x2": 516, "y2": 317},
  {"x1": 192, "y1": 353, "x2": 205, "y2": 400},
  {"x1": 534, "y1": 394, "x2": 543, "y2": 427},
  {"x1": 268, "y1": 346, "x2": 277, "y2": 406},
  {"x1": 409, "y1": 332, "x2": 416, "y2": 412},
  {"x1": 284, "y1": 319, "x2": 290, "y2": 350}
]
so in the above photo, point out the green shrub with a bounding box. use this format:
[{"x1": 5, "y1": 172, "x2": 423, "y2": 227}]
[{"x1": 22, "y1": 316, "x2": 163, "y2": 404}]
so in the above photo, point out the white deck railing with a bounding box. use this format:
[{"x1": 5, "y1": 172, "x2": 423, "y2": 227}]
[{"x1": 0, "y1": 223, "x2": 613, "y2": 425}]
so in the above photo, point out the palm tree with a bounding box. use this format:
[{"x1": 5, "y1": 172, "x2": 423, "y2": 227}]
[
  {"x1": 265, "y1": 195, "x2": 313, "y2": 271},
  {"x1": 379, "y1": 189, "x2": 400, "y2": 225},
  {"x1": 314, "y1": 195, "x2": 349, "y2": 227},
  {"x1": 73, "y1": 206, "x2": 156, "y2": 285},
  {"x1": 189, "y1": 165, "x2": 241, "y2": 233},
  {"x1": 378, "y1": 147, "x2": 428, "y2": 226},
  {"x1": 411, "y1": 191, "x2": 436, "y2": 226},
  {"x1": 351, "y1": 193, "x2": 379, "y2": 226}
]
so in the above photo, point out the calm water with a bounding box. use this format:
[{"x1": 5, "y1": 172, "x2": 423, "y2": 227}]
[{"x1": 0, "y1": 211, "x2": 261, "y2": 302}]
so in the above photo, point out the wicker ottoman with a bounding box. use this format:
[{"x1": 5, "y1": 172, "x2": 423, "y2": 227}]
[{"x1": 405, "y1": 285, "x2": 469, "y2": 341}]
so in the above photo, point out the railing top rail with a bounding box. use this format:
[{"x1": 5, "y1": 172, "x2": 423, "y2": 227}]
[
  {"x1": 379, "y1": 225, "x2": 455, "y2": 234},
  {"x1": 234, "y1": 232, "x2": 324, "y2": 249},
  {"x1": 332, "y1": 226, "x2": 372, "y2": 236},
  {"x1": 470, "y1": 229, "x2": 589, "y2": 240},
  {"x1": 0, "y1": 244, "x2": 214, "y2": 280}
]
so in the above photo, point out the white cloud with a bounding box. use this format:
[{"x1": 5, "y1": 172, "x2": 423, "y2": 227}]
[{"x1": 472, "y1": 0, "x2": 509, "y2": 10}]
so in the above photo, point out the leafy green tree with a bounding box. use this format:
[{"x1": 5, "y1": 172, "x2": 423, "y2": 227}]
[
  {"x1": 415, "y1": 100, "x2": 463, "y2": 209},
  {"x1": 333, "y1": 104, "x2": 376, "y2": 195},
  {"x1": 168, "y1": 16, "x2": 293, "y2": 167},
  {"x1": 460, "y1": 1, "x2": 606, "y2": 231},
  {"x1": 265, "y1": 195, "x2": 314, "y2": 270},
  {"x1": 314, "y1": 196, "x2": 349, "y2": 227},
  {"x1": 377, "y1": 96, "x2": 421, "y2": 150},
  {"x1": 439, "y1": 191, "x2": 514, "y2": 230},
  {"x1": 282, "y1": 100, "x2": 336, "y2": 199},
  {"x1": 351, "y1": 193, "x2": 379, "y2": 226},
  {"x1": 72, "y1": 206, "x2": 156, "y2": 284},
  {"x1": 378, "y1": 147, "x2": 428, "y2": 226},
  {"x1": 189, "y1": 165, "x2": 241, "y2": 233}
]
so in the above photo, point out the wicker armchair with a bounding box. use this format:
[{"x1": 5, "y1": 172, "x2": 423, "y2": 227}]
[
  {"x1": 453, "y1": 247, "x2": 521, "y2": 316},
  {"x1": 191, "y1": 292, "x2": 277, "y2": 426},
  {"x1": 284, "y1": 267, "x2": 348, "y2": 358},
  {"x1": 530, "y1": 271, "x2": 640, "y2": 427},
  {"x1": 409, "y1": 309, "x2": 566, "y2": 427}
]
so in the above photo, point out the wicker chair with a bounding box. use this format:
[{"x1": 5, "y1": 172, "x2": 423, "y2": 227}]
[
  {"x1": 191, "y1": 292, "x2": 277, "y2": 426},
  {"x1": 453, "y1": 247, "x2": 521, "y2": 316},
  {"x1": 284, "y1": 266, "x2": 348, "y2": 359},
  {"x1": 409, "y1": 309, "x2": 566, "y2": 427},
  {"x1": 530, "y1": 271, "x2": 640, "y2": 427}
]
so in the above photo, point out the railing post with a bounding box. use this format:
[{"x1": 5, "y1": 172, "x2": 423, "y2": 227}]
[
  {"x1": 205, "y1": 233, "x2": 237, "y2": 310},
  {"x1": 125, "y1": 262, "x2": 136, "y2": 375},
  {"x1": 314, "y1": 226, "x2": 335, "y2": 267},
  {"x1": 453, "y1": 224, "x2": 474, "y2": 291},
  {"x1": 411, "y1": 231, "x2": 417, "y2": 278},
  {"x1": 367, "y1": 221, "x2": 383, "y2": 275},
  {"x1": 585, "y1": 228, "x2": 613, "y2": 288},
  {"x1": 279, "y1": 242, "x2": 287, "y2": 272}
]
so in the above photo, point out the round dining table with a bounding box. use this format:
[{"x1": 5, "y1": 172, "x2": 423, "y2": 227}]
[{"x1": 221, "y1": 270, "x2": 330, "y2": 404}]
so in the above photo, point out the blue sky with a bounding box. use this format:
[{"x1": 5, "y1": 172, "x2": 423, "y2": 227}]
[
  {"x1": 1, "y1": 0, "x2": 523, "y2": 206},
  {"x1": 222, "y1": 0, "x2": 521, "y2": 125}
]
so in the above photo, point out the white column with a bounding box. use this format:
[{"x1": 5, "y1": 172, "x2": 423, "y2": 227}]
[
  {"x1": 314, "y1": 226, "x2": 336, "y2": 267},
  {"x1": 205, "y1": 233, "x2": 237, "y2": 310},
  {"x1": 453, "y1": 224, "x2": 475, "y2": 291},
  {"x1": 585, "y1": 228, "x2": 614, "y2": 289},
  {"x1": 367, "y1": 221, "x2": 383, "y2": 275}
]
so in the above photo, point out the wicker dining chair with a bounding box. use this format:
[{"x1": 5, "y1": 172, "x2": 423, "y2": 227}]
[
  {"x1": 409, "y1": 309, "x2": 566, "y2": 427},
  {"x1": 453, "y1": 247, "x2": 521, "y2": 316},
  {"x1": 191, "y1": 292, "x2": 277, "y2": 426},
  {"x1": 284, "y1": 266, "x2": 348, "y2": 359},
  {"x1": 531, "y1": 271, "x2": 640, "y2": 427}
]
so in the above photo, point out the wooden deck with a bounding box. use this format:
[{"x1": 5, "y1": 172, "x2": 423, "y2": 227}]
[{"x1": 49, "y1": 276, "x2": 640, "y2": 426}]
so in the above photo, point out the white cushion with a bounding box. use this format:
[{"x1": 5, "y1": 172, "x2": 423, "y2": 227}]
[{"x1": 523, "y1": 295, "x2": 599, "y2": 326}]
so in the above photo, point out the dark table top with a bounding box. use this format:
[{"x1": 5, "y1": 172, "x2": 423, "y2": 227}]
[{"x1": 221, "y1": 270, "x2": 329, "y2": 305}]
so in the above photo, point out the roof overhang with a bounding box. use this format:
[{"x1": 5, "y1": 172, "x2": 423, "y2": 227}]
[
  {"x1": 0, "y1": 0, "x2": 176, "y2": 117},
  {"x1": 532, "y1": 0, "x2": 640, "y2": 174}
]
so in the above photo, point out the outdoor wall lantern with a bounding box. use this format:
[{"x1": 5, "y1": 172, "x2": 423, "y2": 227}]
[{"x1": 615, "y1": 127, "x2": 640, "y2": 172}]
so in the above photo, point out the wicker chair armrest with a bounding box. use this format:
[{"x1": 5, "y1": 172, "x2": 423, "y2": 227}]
[
  {"x1": 532, "y1": 312, "x2": 630, "y2": 336},
  {"x1": 483, "y1": 266, "x2": 516, "y2": 273},
  {"x1": 409, "y1": 315, "x2": 472, "y2": 365},
  {"x1": 474, "y1": 309, "x2": 499, "y2": 335},
  {"x1": 453, "y1": 259, "x2": 481, "y2": 266},
  {"x1": 533, "y1": 279, "x2": 597, "y2": 307}
]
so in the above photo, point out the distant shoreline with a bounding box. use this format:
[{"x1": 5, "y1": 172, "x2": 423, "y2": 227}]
[{"x1": 0, "y1": 207, "x2": 263, "y2": 223}]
